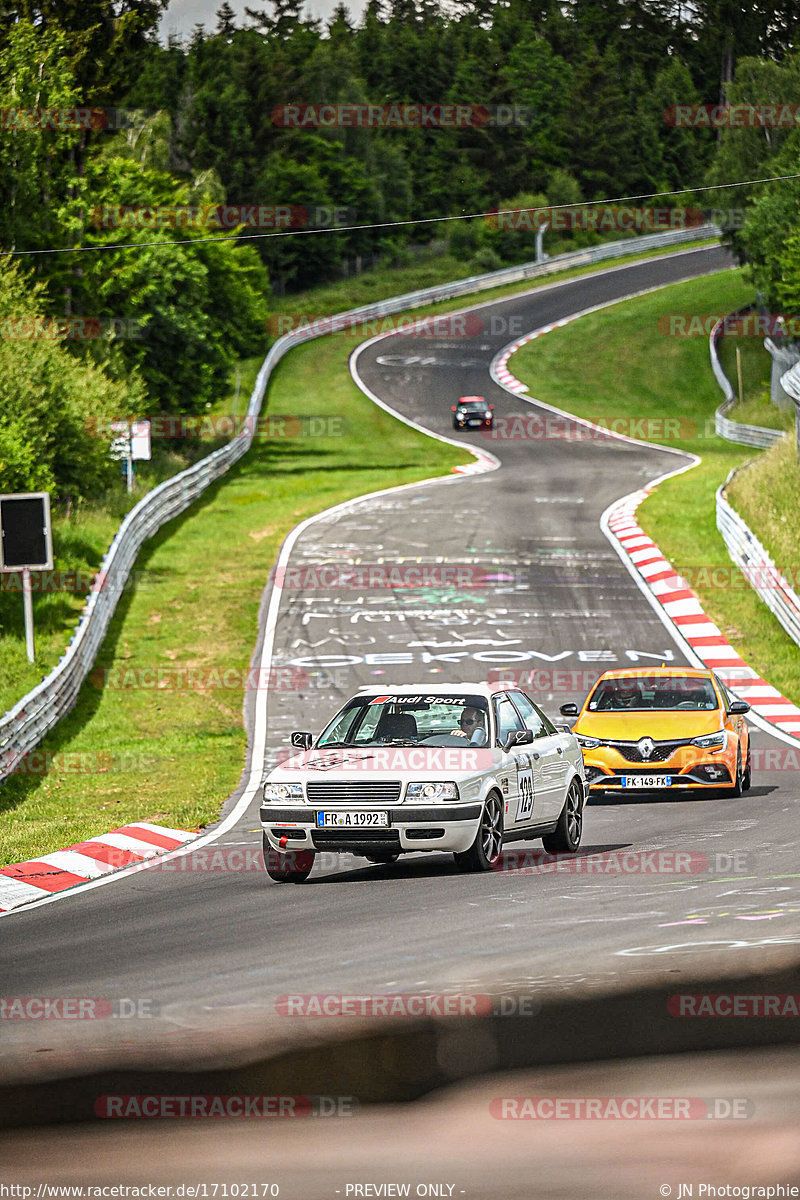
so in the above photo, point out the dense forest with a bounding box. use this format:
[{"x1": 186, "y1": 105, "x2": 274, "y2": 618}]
[{"x1": 1, "y1": 0, "x2": 800, "y2": 498}]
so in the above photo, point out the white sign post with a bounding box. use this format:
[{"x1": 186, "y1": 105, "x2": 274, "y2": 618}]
[
  {"x1": 109, "y1": 419, "x2": 152, "y2": 492},
  {"x1": 0, "y1": 492, "x2": 53, "y2": 663}
]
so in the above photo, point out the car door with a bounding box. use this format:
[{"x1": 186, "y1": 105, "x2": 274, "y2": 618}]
[
  {"x1": 714, "y1": 674, "x2": 749, "y2": 759},
  {"x1": 509, "y1": 691, "x2": 570, "y2": 821},
  {"x1": 492, "y1": 694, "x2": 529, "y2": 827}
]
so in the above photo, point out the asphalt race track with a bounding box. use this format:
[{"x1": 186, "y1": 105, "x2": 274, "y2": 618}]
[{"x1": 2, "y1": 244, "x2": 799, "y2": 1090}]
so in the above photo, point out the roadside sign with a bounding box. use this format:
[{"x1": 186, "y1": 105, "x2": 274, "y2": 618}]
[
  {"x1": 0, "y1": 492, "x2": 53, "y2": 570},
  {"x1": 0, "y1": 492, "x2": 53, "y2": 663}
]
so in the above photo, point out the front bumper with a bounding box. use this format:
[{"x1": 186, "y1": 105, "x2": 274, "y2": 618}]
[
  {"x1": 584, "y1": 764, "x2": 733, "y2": 790},
  {"x1": 260, "y1": 803, "x2": 482, "y2": 854}
]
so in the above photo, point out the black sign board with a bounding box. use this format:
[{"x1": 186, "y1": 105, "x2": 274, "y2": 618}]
[{"x1": 0, "y1": 493, "x2": 53, "y2": 570}]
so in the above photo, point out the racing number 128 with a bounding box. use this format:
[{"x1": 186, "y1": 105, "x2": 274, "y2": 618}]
[{"x1": 515, "y1": 762, "x2": 534, "y2": 822}]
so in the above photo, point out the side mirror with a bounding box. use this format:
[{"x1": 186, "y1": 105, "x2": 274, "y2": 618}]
[
  {"x1": 728, "y1": 700, "x2": 750, "y2": 716},
  {"x1": 451, "y1": 405, "x2": 457, "y2": 412},
  {"x1": 503, "y1": 728, "x2": 534, "y2": 752},
  {"x1": 291, "y1": 731, "x2": 314, "y2": 750},
  {"x1": 560, "y1": 702, "x2": 579, "y2": 717},
  {"x1": 556, "y1": 723, "x2": 572, "y2": 733}
]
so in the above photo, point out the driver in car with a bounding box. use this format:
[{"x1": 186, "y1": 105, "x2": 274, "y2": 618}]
[
  {"x1": 451, "y1": 705, "x2": 488, "y2": 746},
  {"x1": 605, "y1": 680, "x2": 643, "y2": 709}
]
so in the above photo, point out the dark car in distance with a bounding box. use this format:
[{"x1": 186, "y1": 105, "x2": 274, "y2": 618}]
[{"x1": 452, "y1": 396, "x2": 494, "y2": 430}]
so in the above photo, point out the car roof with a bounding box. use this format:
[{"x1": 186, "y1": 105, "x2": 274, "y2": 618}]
[
  {"x1": 355, "y1": 681, "x2": 516, "y2": 698},
  {"x1": 457, "y1": 395, "x2": 487, "y2": 404},
  {"x1": 592, "y1": 667, "x2": 715, "y2": 681}
]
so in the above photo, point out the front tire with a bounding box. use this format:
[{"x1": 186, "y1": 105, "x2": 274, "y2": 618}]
[
  {"x1": 542, "y1": 781, "x2": 584, "y2": 853},
  {"x1": 742, "y1": 743, "x2": 752, "y2": 792},
  {"x1": 263, "y1": 833, "x2": 315, "y2": 883},
  {"x1": 722, "y1": 748, "x2": 744, "y2": 799},
  {"x1": 454, "y1": 791, "x2": 503, "y2": 873}
]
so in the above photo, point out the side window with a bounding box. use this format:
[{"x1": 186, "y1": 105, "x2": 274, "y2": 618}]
[
  {"x1": 494, "y1": 696, "x2": 524, "y2": 745},
  {"x1": 508, "y1": 692, "x2": 545, "y2": 737},
  {"x1": 713, "y1": 675, "x2": 731, "y2": 712}
]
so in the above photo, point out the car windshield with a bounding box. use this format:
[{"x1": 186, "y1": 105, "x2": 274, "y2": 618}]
[
  {"x1": 587, "y1": 676, "x2": 719, "y2": 710},
  {"x1": 317, "y1": 693, "x2": 491, "y2": 747},
  {"x1": 459, "y1": 404, "x2": 486, "y2": 413},
  {"x1": 587, "y1": 676, "x2": 720, "y2": 712}
]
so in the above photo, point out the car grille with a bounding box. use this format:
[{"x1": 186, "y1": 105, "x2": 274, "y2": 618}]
[
  {"x1": 607, "y1": 739, "x2": 691, "y2": 763},
  {"x1": 312, "y1": 829, "x2": 401, "y2": 851},
  {"x1": 306, "y1": 781, "x2": 402, "y2": 805}
]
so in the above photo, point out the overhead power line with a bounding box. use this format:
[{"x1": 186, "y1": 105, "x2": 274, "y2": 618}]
[{"x1": 7, "y1": 172, "x2": 800, "y2": 257}]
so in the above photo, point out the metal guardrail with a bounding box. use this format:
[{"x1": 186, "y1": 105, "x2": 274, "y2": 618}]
[
  {"x1": 709, "y1": 312, "x2": 783, "y2": 449},
  {"x1": 0, "y1": 223, "x2": 720, "y2": 784},
  {"x1": 764, "y1": 335, "x2": 800, "y2": 411},
  {"x1": 717, "y1": 479, "x2": 800, "y2": 649},
  {"x1": 778, "y1": 359, "x2": 800, "y2": 458}
]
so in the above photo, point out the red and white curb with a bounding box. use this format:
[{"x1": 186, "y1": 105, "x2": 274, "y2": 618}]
[
  {"x1": 491, "y1": 281, "x2": 800, "y2": 749},
  {"x1": 0, "y1": 822, "x2": 197, "y2": 913},
  {"x1": 452, "y1": 447, "x2": 498, "y2": 475},
  {"x1": 605, "y1": 493, "x2": 800, "y2": 740},
  {"x1": 494, "y1": 318, "x2": 579, "y2": 392}
]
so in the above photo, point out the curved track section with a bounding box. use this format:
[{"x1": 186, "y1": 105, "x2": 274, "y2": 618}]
[{"x1": 2, "y1": 245, "x2": 798, "y2": 1085}]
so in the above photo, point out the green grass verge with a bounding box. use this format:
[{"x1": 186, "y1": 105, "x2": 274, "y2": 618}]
[
  {"x1": 727, "y1": 434, "x2": 800, "y2": 572},
  {"x1": 0, "y1": 338, "x2": 464, "y2": 866},
  {"x1": 509, "y1": 267, "x2": 800, "y2": 708},
  {"x1": 1, "y1": 234, "x2": 719, "y2": 716},
  {"x1": 0, "y1": 356, "x2": 268, "y2": 716},
  {"x1": 717, "y1": 333, "x2": 793, "y2": 431},
  {"x1": 0, "y1": 233, "x2": 721, "y2": 865}
]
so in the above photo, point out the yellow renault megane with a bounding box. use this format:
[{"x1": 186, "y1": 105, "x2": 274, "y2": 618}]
[{"x1": 560, "y1": 667, "x2": 752, "y2": 797}]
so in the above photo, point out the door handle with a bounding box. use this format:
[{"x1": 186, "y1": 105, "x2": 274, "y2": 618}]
[
  {"x1": 532, "y1": 752, "x2": 540, "y2": 761},
  {"x1": 557, "y1": 746, "x2": 564, "y2": 755}
]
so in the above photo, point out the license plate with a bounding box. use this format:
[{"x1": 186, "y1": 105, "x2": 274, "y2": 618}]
[
  {"x1": 622, "y1": 776, "x2": 672, "y2": 789},
  {"x1": 316, "y1": 810, "x2": 390, "y2": 827}
]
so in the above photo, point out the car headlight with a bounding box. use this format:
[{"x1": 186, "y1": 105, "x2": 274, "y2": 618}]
[
  {"x1": 691, "y1": 731, "x2": 727, "y2": 752},
  {"x1": 576, "y1": 735, "x2": 602, "y2": 749},
  {"x1": 262, "y1": 782, "x2": 304, "y2": 801},
  {"x1": 406, "y1": 781, "x2": 460, "y2": 802}
]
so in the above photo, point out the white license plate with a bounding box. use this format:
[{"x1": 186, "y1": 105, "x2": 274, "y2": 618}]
[
  {"x1": 622, "y1": 775, "x2": 672, "y2": 789},
  {"x1": 316, "y1": 810, "x2": 390, "y2": 827}
]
